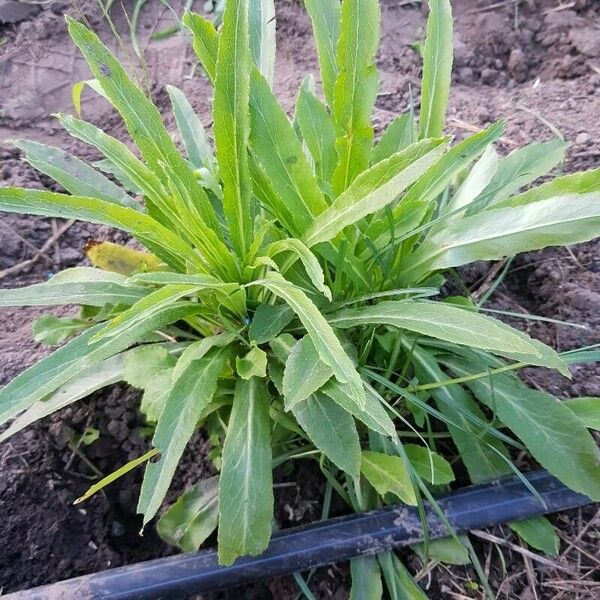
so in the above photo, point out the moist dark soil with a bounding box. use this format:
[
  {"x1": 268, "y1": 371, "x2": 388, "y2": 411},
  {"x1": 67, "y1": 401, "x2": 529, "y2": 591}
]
[{"x1": 1, "y1": 0, "x2": 599, "y2": 598}]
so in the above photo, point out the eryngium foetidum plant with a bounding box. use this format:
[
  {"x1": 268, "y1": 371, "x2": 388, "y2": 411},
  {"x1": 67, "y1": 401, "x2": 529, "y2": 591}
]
[{"x1": 1, "y1": 0, "x2": 599, "y2": 581}]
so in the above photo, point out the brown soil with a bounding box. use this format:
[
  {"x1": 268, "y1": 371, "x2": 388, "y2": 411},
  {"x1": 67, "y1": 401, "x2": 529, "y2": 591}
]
[{"x1": 0, "y1": 0, "x2": 599, "y2": 598}]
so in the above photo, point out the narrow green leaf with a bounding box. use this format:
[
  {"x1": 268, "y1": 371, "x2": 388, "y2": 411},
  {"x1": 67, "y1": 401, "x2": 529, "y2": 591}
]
[
  {"x1": 12, "y1": 139, "x2": 138, "y2": 210},
  {"x1": 249, "y1": 304, "x2": 294, "y2": 344},
  {"x1": 295, "y1": 77, "x2": 338, "y2": 183},
  {"x1": 378, "y1": 553, "x2": 428, "y2": 600},
  {"x1": 404, "y1": 193, "x2": 600, "y2": 283},
  {"x1": 0, "y1": 187, "x2": 196, "y2": 272},
  {"x1": 157, "y1": 476, "x2": 220, "y2": 552},
  {"x1": 332, "y1": 0, "x2": 380, "y2": 193},
  {"x1": 303, "y1": 0, "x2": 341, "y2": 108},
  {"x1": 564, "y1": 397, "x2": 600, "y2": 430},
  {"x1": 360, "y1": 451, "x2": 417, "y2": 505},
  {"x1": 292, "y1": 392, "x2": 361, "y2": 477},
  {"x1": 419, "y1": 0, "x2": 453, "y2": 140},
  {"x1": 322, "y1": 380, "x2": 396, "y2": 437},
  {"x1": 404, "y1": 444, "x2": 454, "y2": 485},
  {"x1": 252, "y1": 272, "x2": 366, "y2": 408},
  {"x1": 372, "y1": 113, "x2": 415, "y2": 165},
  {"x1": 249, "y1": 0, "x2": 276, "y2": 85},
  {"x1": 304, "y1": 139, "x2": 447, "y2": 247},
  {"x1": 249, "y1": 69, "x2": 328, "y2": 235},
  {"x1": 214, "y1": 0, "x2": 253, "y2": 258},
  {"x1": 445, "y1": 357, "x2": 600, "y2": 501},
  {"x1": 166, "y1": 85, "x2": 215, "y2": 172},
  {"x1": 266, "y1": 238, "x2": 331, "y2": 300},
  {"x1": 350, "y1": 556, "x2": 383, "y2": 600},
  {"x1": 509, "y1": 517, "x2": 559, "y2": 557},
  {"x1": 494, "y1": 167, "x2": 600, "y2": 209},
  {"x1": 330, "y1": 299, "x2": 566, "y2": 371},
  {"x1": 138, "y1": 346, "x2": 232, "y2": 526},
  {"x1": 183, "y1": 11, "x2": 219, "y2": 83},
  {"x1": 218, "y1": 377, "x2": 273, "y2": 565},
  {"x1": 0, "y1": 268, "x2": 148, "y2": 307},
  {"x1": 66, "y1": 18, "x2": 220, "y2": 233},
  {"x1": 283, "y1": 336, "x2": 333, "y2": 410},
  {"x1": 470, "y1": 139, "x2": 569, "y2": 212}
]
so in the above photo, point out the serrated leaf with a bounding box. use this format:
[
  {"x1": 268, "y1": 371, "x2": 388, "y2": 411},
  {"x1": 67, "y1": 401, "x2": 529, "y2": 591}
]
[
  {"x1": 218, "y1": 377, "x2": 273, "y2": 565},
  {"x1": 266, "y1": 238, "x2": 331, "y2": 300},
  {"x1": 166, "y1": 85, "x2": 215, "y2": 172},
  {"x1": 12, "y1": 139, "x2": 138, "y2": 210},
  {"x1": 445, "y1": 356, "x2": 600, "y2": 501},
  {"x1": 330, "y1": 300, "x2": 566, "y2": 372},
  {"x1": 564, "y1": 397, "x2": 600, "y2": 430},
  {"x1": 350, "y1": 556, "x2": 383, "y2": 600},
  {"x1": 0, "y1": 187, "x2": 197, "y2": 272},
  {"x1": 360, "y1": 451, "x2": 417, "y2": 505},
  {"x1": 372, "y1": 113, "x2": 415, "y2": 165},
  {"x1": 419, "y1": 0, "x2": 453, "y2": 140},
  {"x1": 283, "y1": 336, "x2": 334, "y2": 410},
  {"x1": 469, "y1": 139, "x2": 569, "y2": 213},
  {"x1": 213, "y1": 0, "x2": 253, "y2": 258},
  {"x1": 332, "y1": 0, "x2": 380, "y2": 194},
  {"x1": 32, "y1": 315, "x2": 89, "y2": 346},
  {"x1": 404, "y1": 444, "x2": 454, "y2": 485},
  {"x1": 249, "y1": 68, "x2": 328, "y2": 236},
  {"x1": 123, "y1": 346, "x2": 177, "y2": 389},
  {"x1": 236, "y1": 346, "x2": 268, "y2": 379},
  {"x1": 295, "y1": 77, "x2": 338, "y2": 183},
  {"x1": 138, "y1": 346, "x2": 232, "y2": 526},
  {"x1": 253, "y1": 272, "x2": 366, "y2": 408},
  {"x1": 249, "y1": 0, "x2": 276, "y2": 85},
  {"x1": 157, "y1": 475, "x2": 220, "y2": 552},
  {"x1": 303, "y1": 0, "x2": 340, "y2": 108},
  {"x1": 183, "y1": 11, "x2": 219, "y2": 82},
  {"x1": 509, "y1": 517, "x2": 559, "y2": 557},
  {"x1": 322, "y1": 380, "x2": 396, "y2": 437},
  {"x1": 0, "y1": 268, "x2": 148, "y2": 308},
  {"x1": 292, "y1": 392, "x2": 361, "y2": 477},
  {"x1": 404, "y1": 193, "x2": 600, "y2": 284},
  {"x1": 249, "y1": 304, "x2": 294, "y2": 344},
  {"x1": 304, "y1": 139, "x2": 447, "y2": 247}
]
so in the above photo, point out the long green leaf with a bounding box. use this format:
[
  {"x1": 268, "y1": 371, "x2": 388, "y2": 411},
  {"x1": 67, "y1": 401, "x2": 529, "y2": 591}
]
[
  {"x1": 66, "y1": 18, "x2": 220, "y2": 233},
  {"x1": 292, "y1": 392, "x2": 361, "y2": 476},
  {"x1": 372, "y1": 113, "x2": 415, "y2": 165},
  {"x1": 12, "y1": 139, "x2": 138, "y2": 210},
  {"x1": 350, "y1": 556, "x2": 383, "y2": 600},
  {"x1": 166, "y1": 85, "x2": 215, "y2": 172},
  {"x1": 0, "y1": 187, "x2": 197, "y2": 272},
  {"x1": 445, "y1": 356, "x2": 600, "y2": 501},
  {"x1": 252, "y1": 272, "x2": 366, "y2": 408},
  {"x1": 330, "y1": 300, "x2": 566, "y2": 371},
  {"x1": 214, "y1": 0, "x2": 253, "y2": 258},
  {"x1": 295, "y1": 77, "x2": 338, "y2": 184},
  {"x1": 403, "y1": 193, "x2": 600, "y2": 282},
  {"x1": 332, "y1": 0, "x2": 380, "y2": 194},
  {"x1": 138, "y1": 346, "x2": 232, "y2": 526},
  {"x1": 469, "y1": 139, "x2": 569, "y2": 213},
  {"x1": 218, "y1": 377, "x2": 273, "y2": 565},
  {"x1": 303, "y1": 0, "x2": 340, "y2": 108},
  {"x1": 249, "y1": 0, "x2": 276, "y2": 85},
  {"x1": 418, "y1": 0, "x2": 453, "y2": 140},
  {"x1": 157, "y1": 475, "x2": 220, "y2": 552},
  {"x1": 0, "y1": 268, "x2": 148, "y2": 307},
  {"x1": 183, "y1": 11, "x2": 219, "y2": 82},
  {"x1": 303, "y1": 139, "x2": 447, "y2": 247}
]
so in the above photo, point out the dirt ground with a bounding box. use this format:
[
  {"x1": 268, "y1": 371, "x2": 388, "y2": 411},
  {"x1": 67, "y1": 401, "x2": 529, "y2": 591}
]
[{"x1": 0, "y1": 0, "x2": 599, "y2": 598}]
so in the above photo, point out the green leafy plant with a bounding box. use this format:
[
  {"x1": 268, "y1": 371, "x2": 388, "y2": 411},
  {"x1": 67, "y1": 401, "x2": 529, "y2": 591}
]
[{"x1": 1, "y1": 0, "x2": 600, "y2": 596}]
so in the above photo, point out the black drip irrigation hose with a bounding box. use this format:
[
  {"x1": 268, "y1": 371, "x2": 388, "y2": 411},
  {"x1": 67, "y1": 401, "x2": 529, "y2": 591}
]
[{"x1": 7, "y1": 470, "x2": 594, "y2": 600}]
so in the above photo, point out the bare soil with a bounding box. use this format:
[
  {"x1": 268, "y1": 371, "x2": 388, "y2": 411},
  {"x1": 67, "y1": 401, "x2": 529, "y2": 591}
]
[{"x1": 0, "y1": 0, "x2": 599, "y2": 598}]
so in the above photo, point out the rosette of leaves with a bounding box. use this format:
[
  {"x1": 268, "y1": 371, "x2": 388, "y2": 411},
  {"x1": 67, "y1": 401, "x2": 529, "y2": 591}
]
[{"x1": 1, "y1": 0, "x2": 600, "y2": 594}]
